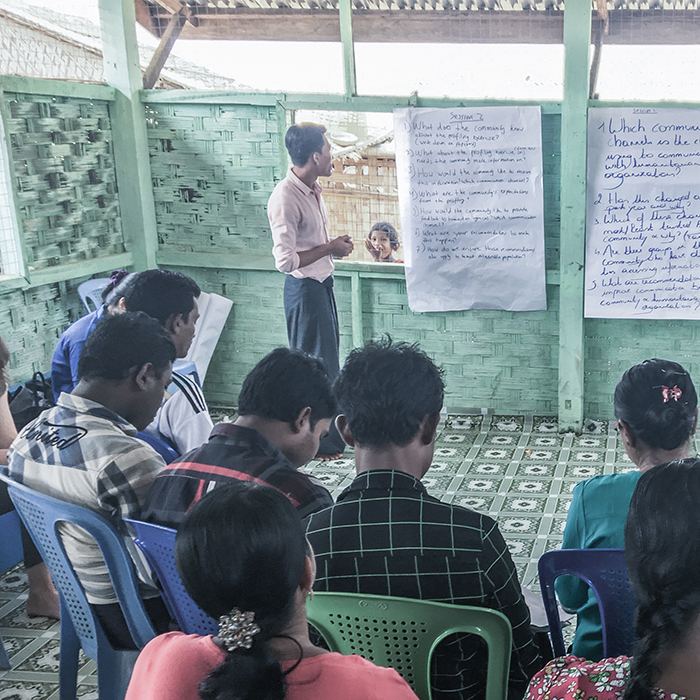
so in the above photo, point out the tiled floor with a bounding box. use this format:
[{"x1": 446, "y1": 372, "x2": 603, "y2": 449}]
[{"x1": 3, "y1": 410, "x2": 684, "y2": 698}]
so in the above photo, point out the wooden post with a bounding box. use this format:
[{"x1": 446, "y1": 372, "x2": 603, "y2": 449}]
[
  {"x1": 98, "y1": 0, "x2": 158, "y2": 271},
  {"x1": 558, "y1": 0, "x2": 592, "y2": 431},
  {"x1": 339, "y1": 0, "x2": 357, "y2": 97}
]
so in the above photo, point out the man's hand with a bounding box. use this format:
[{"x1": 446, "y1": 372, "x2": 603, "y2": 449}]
[{"x1": 329, "y1": 235, "x2": 354, "y2": 258}]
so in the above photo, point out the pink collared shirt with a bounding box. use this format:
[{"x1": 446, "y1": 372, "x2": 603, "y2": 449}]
[{"x1": 268, "y1": 169, "x2": 334, "y2": 282}]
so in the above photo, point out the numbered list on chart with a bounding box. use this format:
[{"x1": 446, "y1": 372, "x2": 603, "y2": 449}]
[
  {"x1": 394, "y1": 106, "x2": 546, "y2": 313},
  {"x1": 586, "y1": 108, "x2": 700, "y2": 319}
]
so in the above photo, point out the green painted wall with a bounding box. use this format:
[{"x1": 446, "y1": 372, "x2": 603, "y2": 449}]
[{"x1": 149, "y1": 102, "x2": 562, "y2": 412}]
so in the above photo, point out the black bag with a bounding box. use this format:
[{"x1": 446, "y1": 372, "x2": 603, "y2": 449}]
[{"x1": 8, "y1": 371, "x2": 54, "y2": 430}]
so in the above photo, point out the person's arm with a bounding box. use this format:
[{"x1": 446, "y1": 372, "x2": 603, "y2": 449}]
[
  {"x1": 269, "y1": 193, "x2": 353, "y2": 273},
  {"x1": 0, "y1": 391, "x2": 17, "y2": 465},
  {"x1": 96, "y1": 444, "x2": 165, "y2": 521},
  {"x1": 554, "y1": 481, "x2": 590, "y2": 612},
  {"x1": 296, "y1": 236, "x2": 353, "y2": 268},
  {"x1": 481, "y1": 518, "x2": 544, "y2": 687}
]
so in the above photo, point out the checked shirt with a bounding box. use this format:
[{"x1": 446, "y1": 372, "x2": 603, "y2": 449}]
[
  {"x1": 305, "y1": 470, "x2": 543, "y2": 700},
  {"x1": 3, "y1": 393, "x2": 165, "y2": 604},
  {"x1": 142, "y1": 423, "x2": 333, "y2": 528}
]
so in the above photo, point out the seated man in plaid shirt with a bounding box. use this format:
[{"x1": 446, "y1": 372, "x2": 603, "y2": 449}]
[
  {"x1": 4, "y1": 312, "x2": 176, "y2": 649},
  {"x1": 142, "y1": 347, "x2": 335, "y2": 527},
  {"x1": 305, "y1": 338, "x2": 544, "y2": 700}
]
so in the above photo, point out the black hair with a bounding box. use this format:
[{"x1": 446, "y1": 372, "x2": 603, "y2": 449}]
[
  {"x1": 369, "y1": 222, "x2": 400, "y2": 251},
  {"x1": 103, "y1": 271, "x2": 139, "y2": 308},
  {"x1": 100, "y1": 269, "x2": 130, "y2": 303},
  {"x1": 334, "y1": 336, "x2": 444, "y2": 449},
  {"x1": 614, "y1": 359, "x2": 697, "y2": 451},
  {"x1": 285, "y1": 124, "x2": 326, "y2": 167},
  {"x1": 237, "y1": 348, "x2": 337, "y2": 429},
  {"x1": 175, "y1": 481, "x2": 308, "y2": 700},
  {"x1": 0, "y1": 335, "x2": 9, "y2": 395},
  {"x1": 77, "y1": 312, "x2": 176, "y2": 382},
  {"x1": 121, "y1": 269, "x2": 200, "y2": 325},
  {"x1": 624, "y1": 458, "x2": 700, "y2": 700}
]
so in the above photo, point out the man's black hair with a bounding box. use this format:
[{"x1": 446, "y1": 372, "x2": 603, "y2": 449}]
[
  {"x1": 334, "y1": 337, "x2": 444, "y2": 448},
  {"x1": 237, "y1": 348, "x2": 337, "y2": 429},
  {"x1": 121, "y1": 269, "x2": 200, "y2": 325},
  {"x1": 78, "y1": 312, "x2": 176, "y2": 382},
  {"x1": 285, "y1": 124, "x2": 327, "y2": 167}
]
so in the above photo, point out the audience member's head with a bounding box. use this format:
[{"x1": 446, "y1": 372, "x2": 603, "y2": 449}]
[
  {"x1": 334, "y1": 338, "x2": 444, "y2": 473},
  {"x1": 76, "y1": 312, "x2": 176, "y2": 430},
  {"x1": 285, "y1": 123, "x2": 327, "y2": 167},
  {"x1": 614, "y1": 359, "x2": 697, "y2": 466},
  {"x1": 121, "y1": 270, "x2": 201, "y2": 358},
  {"x1": 101, "y1": 270, "x2": 139, "y2": 311},
  {"x1": 369, "y1": 222, "x2": 400, "y2": 251},
  {"x1": 236, "y1": 348, "x2": 337, "y2": 467},
  {"x1": 624, "y1": 458, "x2": 700, "y2": 700},
  {"x1": 175, "y1": 481, "x2": 310, "y2": 700}
]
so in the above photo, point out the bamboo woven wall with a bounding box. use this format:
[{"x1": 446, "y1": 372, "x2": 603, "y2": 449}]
[
  {"x1": 323, "y1": 157, "x2": 403, "y2": 263},
  {"x1": 0, "y1": 279, "x2": 86, "y2": 381},
  {"x1": 146, "y1": 102, "x2": 279, "y2": 253},
  {"x1": 4, "y1": 91, "x2": 125, "y2": 269}
]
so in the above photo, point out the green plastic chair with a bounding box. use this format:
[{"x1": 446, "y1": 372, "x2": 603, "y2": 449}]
[{"x1": 306, "y1": 592, "x2": 512, "y2": 700}]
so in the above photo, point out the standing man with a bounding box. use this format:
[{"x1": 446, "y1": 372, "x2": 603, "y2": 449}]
[{"x1": 268, "y1": 123, "x2": 353, "y2": 459}]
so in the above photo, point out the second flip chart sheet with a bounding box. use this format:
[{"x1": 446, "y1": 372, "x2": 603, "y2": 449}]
[{"x1": 586, "y1": 108, "x2": 700, "y2": 319}]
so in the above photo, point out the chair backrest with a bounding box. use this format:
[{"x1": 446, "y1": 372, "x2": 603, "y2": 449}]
[
  {"x1": 124, "y1": 518, "x2": 219, "y2": 636},
  {"x1": 136, "y1": 432, "x2": 180, "y2": 464},
  {"x1": 0, "y1": 475, "x2": 156, "y2": 659},
  {"x1": 306, "y1": 592, "x2": 511, "y2": 700},
  {"x1": 538, "y1": 548, "x2": 635, "y2": 658},
  {"x1": 78, "y1": 278, "x2": 110, "y2": 313}
]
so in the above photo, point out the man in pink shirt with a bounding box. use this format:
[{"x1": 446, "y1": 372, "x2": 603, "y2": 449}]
[{"x1": 268, "y1": 124, "x2": 353, "y2": 458}]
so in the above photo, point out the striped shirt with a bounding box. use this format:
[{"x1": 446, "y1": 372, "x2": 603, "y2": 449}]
[
  {"x1": 144, "y1": 370, "x2": 213, "y2": 455},
  {"x1": 142, "y1": 423, "x2": 333, "y2": 528},
  {"x1": 305, "y1": 470, "x2": 543, "y2": 700},
  {"x1": 2, "y1": 393, "x2": 165, "y2": 604}
]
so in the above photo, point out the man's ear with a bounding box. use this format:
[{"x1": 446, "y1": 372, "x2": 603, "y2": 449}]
[
  {"x1": 133, "y1": 363, "x2": 156, "y2": 391},
  {"x1": 164, "y1": 313, "x2": 179, "y2": 335},
  {"x1": 420, "y1": 413, "x2": 441, "y2": 446},
  {"x1": 291, "y1": 406, "x2": 312, "y2": 434},
  {"x1": 335, "y1": 415, "x2": 355, "y2": 447}
]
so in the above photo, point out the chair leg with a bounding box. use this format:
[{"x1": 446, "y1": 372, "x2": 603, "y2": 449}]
[
  {"x1": 97, "y1": 648, "x2": 139, "y2": 700},
  {"x1": 0, "y1": 633, "x2": 10, "y2": 670},
  {"x1": 58, "y1": 601, "x2": 80, "y2": 700}
]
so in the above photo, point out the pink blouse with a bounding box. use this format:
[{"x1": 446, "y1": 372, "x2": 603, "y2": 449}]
[{"x1": 125, "y1": 632, "x2": 419, "y2": 700}]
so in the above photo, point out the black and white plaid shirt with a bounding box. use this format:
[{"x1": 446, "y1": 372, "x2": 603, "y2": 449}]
[{"x1": 305, "y1": 470, "x2": 543, "y2": 700}]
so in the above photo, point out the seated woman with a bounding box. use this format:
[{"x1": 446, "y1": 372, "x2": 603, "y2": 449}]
[
  {"x1": 51, "y1": 270, "x2": 137, "y2": 400},
  {"x1": 527, "y1": 457, "x2": 700, "y2": 700},
  {"x1": 556, "y1": 359, "x2": 697, "y2": 660},
  {"x1": 125, "y1": 481, "x2": 419, "y2": 700},
  {"x1": 0, "y1": 334, "x2": 59, "y2": 618}
]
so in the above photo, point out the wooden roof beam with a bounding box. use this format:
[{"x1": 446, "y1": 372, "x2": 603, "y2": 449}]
[
  {"x1": 140, "y1": 8, "x2": 700, "y2": 44},
  {"x1": 143, "y1": 4, "x2": 190, "y2": 87}
]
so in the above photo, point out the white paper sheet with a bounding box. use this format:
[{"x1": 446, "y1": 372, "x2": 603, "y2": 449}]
[
  {"x1": 393, "y1": 107, "x2": 547, "y2": 313},
  {"x1": 586, "y1": 108, "x2": 700, "y2": 319}
]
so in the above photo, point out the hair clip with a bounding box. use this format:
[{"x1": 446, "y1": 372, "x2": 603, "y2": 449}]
[
  {"x1": 662, "y1": 385, "x2": 683, "y2": 403},
  {"x1": 218, "y1": 608, "x2": 260, "y2": 652}
]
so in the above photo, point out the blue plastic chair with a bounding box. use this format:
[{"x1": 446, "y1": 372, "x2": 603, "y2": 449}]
[
  {"x1": 136, "y1": 432, "x2": 180, "y2": 464},
  {"x1": 124, "y1": 518, "x2": 218, "y2": 636},
  {"x1": 77, "y1": 278, "x2": 110, "y2": 313},
  {"x1": 0, "y1": 509, "x2": 23, "y2": 668},
  {"x1": 0, "y1": 475, "x2": 156, "y2": 700},
  {"x1": 538, "y1": 548, "x2": 636, "y2": 658}
]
